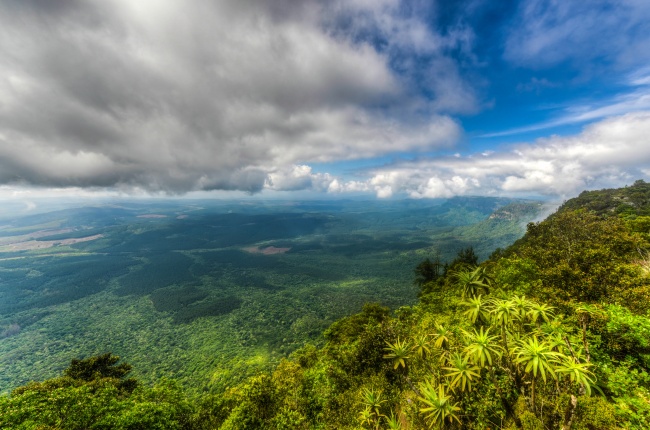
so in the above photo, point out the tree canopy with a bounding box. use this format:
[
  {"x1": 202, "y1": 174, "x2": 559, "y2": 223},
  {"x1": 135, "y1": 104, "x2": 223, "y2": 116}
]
[{"x1": 3, "y1": 184, "x2": 650, "y2": 429}]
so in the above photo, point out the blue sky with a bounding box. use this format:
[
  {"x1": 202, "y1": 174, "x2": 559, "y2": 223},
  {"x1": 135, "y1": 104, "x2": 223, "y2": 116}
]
[{"x1": 1, "y1": 0, "x2": 650, "y2": 201}]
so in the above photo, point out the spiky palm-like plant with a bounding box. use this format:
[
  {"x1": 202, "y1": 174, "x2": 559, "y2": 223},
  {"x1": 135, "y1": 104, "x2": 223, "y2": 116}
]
[
  {"x1": 463, "y1": 326, "x2": 502, "y2": 368},
  {"x1": 555, "y1": 358, "x2": 597, "y2": 396},
  {"x1": 488, "y1": 298, "x2": 521, "y2": 365},
  {"x1": 412, "y1": 334, "x2": 431, "y2": 359},
  {"x1": 360, "y1": 388, "x2": 386, "y2": 429},
  {"x1": 362, "y1": 388, "x2": 386, "y2": 416},
  {"x1": 527, "y1": 301, "x2": 555, "y2": 327},
  {"x1": 453, "y1": 266, "x2": 490, "y2": 298},
  {"x1": 489, "y1": 298, "x2": 521, "y2": 329},
  {"x1": 514, "y1": 336, "x2": 563, "y2": 406},
  {"x1": 540, "y1": 316, "x2": 571, "y2": 342},
  {"x1": 359, "y1": 407, "x2": 375, "y2": 429},
  {"x1": 384, "y1": 410, "x2": 403, "y2": 430},
  {"x1": 443, "y1": 352, "x2": 480, "y2": 392},
  {"x1": 433, "y1": 324, "x2": 452, "y2": 350},
  {"x1": 384, "y1": 338, "x2": 412, "y2": 370},
  {"x1": 418, "y1": 381, "x2": 461, "y2": 429},
  {"x1": 574, "y1": 303, "x2": 604, "y2": 363},
  {"x1": 462, "y1": 295, "x2": 489, "y2": 325},
  {"x1": 510, "y1": 295, "x2": 531, "y2": 319}
]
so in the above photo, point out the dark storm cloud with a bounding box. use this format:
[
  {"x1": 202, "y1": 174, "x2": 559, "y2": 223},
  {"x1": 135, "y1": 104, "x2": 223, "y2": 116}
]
[{"x1": 0, "y1": 0, "x2": 467, "y2": 193}]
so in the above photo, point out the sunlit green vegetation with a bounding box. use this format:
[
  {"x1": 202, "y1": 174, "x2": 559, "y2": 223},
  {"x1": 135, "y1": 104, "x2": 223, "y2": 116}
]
[
  {"x1": 0, "y1": 197, "x2": 541, "y2": 394},
  {"x1": 2, "y1": 182, "x2": 650, "y2": 428}
]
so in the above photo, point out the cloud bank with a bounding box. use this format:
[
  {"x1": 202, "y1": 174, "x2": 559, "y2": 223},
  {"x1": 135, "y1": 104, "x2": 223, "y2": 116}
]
[
  {"x1": 2, "y1": 0, "x2": 649, "y2": 200},
  {"x1": 361, "y1": 112, "x2": 650, "y2": 199},
  {"x1": 0, "y1": 0, "x2": 467, "y2": 193}
]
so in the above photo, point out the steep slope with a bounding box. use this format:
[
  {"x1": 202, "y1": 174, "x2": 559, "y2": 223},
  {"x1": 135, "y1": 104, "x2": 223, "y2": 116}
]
[
  {"x1": 186, "y1": 183, "x2": 649, "y2": 429},
  {"x1": 559, "y1": 179, "x2": 650, "y2": 217}
]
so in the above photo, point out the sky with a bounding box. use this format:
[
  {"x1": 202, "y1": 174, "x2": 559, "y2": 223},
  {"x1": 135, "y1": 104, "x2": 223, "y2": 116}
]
[{"x1": 1, "y1": 0, "x2": 650, "y2": 202}]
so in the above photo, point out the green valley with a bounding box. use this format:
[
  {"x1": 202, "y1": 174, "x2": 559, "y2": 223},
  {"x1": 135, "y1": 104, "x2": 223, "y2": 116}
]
[
  {"x1": 0, "y1": 197, "x2": 542, "y2": 394},
  {"x1": 3, "y1": 182, "x2": 650, "y2": 429}
]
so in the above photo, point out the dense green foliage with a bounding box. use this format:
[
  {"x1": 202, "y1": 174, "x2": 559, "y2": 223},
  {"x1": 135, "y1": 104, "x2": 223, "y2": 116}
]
[
  {"x1": 179, "y1": 182, "x2": 648, "y2": 429},
  {"x1": 560, "y1": 179, "x2": 650, "y2": 217},
  {"x1": 0, "y1": 198, "x2": 540, "y2": 394},
  {"x1": 0, "y1": 354, "x2": 194, "y2": 429},
  {"x1": 7, "y1": 183, "x2": 650, "y2": 429}
]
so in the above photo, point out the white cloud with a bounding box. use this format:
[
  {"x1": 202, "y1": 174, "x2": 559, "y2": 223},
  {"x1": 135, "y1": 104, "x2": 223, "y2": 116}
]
[
  {"x1": 483, "y1": 83, "x2": 650, "y2": 138},
  {"x1": 265, "y1": 165, "x2": 335, "y2": 192},
  {"x1": 504, "y1": 0, "x2": 650, "y2": 70},
  {"x1": 327, "y1": 179, "x2": 369, "y2": 194},
  {"x1": 6, "y1": 111, "x2": 649, "y2": 200},
  {"x1": 0, "y1": 0, "x2": 468, "y2": 194},
  {"x1": 361, "y1": 111, "x2": 650, "y2": 198}
]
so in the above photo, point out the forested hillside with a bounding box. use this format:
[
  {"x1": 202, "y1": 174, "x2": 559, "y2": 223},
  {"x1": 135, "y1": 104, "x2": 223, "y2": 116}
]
[{"x1": 3, "y1": 182, "x2": 650, "y2": 429}]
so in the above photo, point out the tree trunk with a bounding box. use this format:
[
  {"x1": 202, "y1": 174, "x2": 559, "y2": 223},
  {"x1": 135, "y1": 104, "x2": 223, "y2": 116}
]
[
  {"x1": 580, "y1": 316, "x2": 591, "y2": 363},
  {"x1": 490, "y1": 368, "x2": 516, "y2": 421},
  {"x1": 564, "y1": 336, "x2": 586, "y2": 396},
  {"x1": 405, "y1": 376, "x2": 422, "y2": 398},
  {"x1": 561, "y1": 395, "x2": 578, "y2": 430},
  {"x1": 530, "y1": 378, "x2": 536, "y2": 411}
]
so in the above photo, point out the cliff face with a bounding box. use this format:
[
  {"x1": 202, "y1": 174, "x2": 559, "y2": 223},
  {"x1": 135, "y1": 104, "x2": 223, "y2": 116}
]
[{"x1": 488, "y1": 202, "x2": 544, "y2": 221}]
